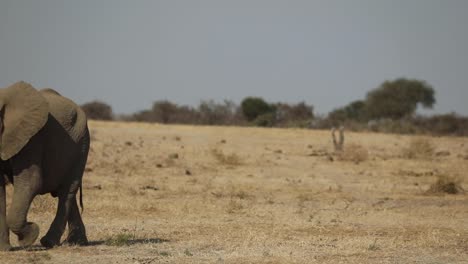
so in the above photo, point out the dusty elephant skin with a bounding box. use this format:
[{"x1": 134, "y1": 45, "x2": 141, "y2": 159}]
[{"x1": 0, "y1": 81, "x2": 90, "y2": 251}]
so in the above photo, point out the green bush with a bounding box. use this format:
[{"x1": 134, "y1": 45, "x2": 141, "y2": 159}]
[
  {"x1": 254, "y1": 112, "x2": 276, "y2": 127},
  {"x1": 105, "y1": 232, "x2": 134, "y2": 246},
  {"x1": 241, "y1": 97, "x2": 275, "y2": 122}
]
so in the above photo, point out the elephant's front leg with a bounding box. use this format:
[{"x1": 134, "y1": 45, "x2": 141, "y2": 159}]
[
  {"x1": 7, "y1": 168, "x2": 41, "y2": 248},
  {"x1": 0, "y1": 176, "x2": 11, "y2": 251}
]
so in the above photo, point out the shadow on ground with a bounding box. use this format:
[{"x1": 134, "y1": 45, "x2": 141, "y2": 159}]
[
  {"x1": 88, "y1": 238, "x2": 169, "y2": 246},
  {"x1": 12, "y1": 237, "x2": 169, "y2": 251}
]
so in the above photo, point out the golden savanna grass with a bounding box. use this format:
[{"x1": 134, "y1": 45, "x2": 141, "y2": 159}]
[{"x1": 1, "y1": 121, "x2": 467, "y2": 263}]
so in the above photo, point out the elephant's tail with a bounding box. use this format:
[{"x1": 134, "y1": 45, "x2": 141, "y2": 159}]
[{"x1": 79, "y1": 127, "x2": 90, "y2": 214}]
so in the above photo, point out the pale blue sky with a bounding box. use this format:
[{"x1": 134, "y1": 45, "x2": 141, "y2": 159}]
[{"x1": 1, "y1": 0, "x2": 467, "y2": 115}]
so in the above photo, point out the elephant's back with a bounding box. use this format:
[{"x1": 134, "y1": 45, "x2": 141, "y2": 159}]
[{"x1": 40, "y1": 91, "x2": 88, "y2": 143}]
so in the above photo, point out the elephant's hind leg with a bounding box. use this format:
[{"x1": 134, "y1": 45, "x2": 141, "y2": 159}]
[
  {"x1": 42, "y1": 133, "x2": 90, "y2": 248},
  {"x1": 40, "y1": 184, "x2": 75, "y2": 248},
  {"x1": 65, "y1": 137, "x2": 89, "y2": 246},
  {"x1": 64, "y1": 197, "x2": 88, "y2": 246},
  {"x1": 41, "y1": 164, "x2": 87, "y2": 248}
]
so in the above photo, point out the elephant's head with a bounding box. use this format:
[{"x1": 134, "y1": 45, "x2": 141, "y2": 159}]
[{"x1": 0, "y1": 81, "x2": 48, "y2": 160}]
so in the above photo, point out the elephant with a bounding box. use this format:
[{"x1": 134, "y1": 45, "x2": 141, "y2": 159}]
[{"x1": 0, "y1": 81, "x2": 90, "y2": 250}]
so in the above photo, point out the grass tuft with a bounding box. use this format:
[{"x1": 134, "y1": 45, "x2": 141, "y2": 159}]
[
  {"x1": 337, "y1": 143, "x2": 369, "y2": 163},
  {"x1": 226, "y1": 199, "x2": 244, "y2": 213},
  {"x1": 426, "y1": 175, "x2": 464, "y2": 195},
  {"x1": 105, "y1": 232, "x2": 134, "y2": 246},
  {"x1": 211, "y1": 148, "x2": 243, "y2": 166},
  {"x1": 402, "y1": 137, "x2": 434, "y2": 159}
]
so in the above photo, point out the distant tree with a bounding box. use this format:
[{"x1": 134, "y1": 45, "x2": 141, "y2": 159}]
[
  {"x1": 365, "y1": 78, "x2": 435, "y2": 120},
  {"x1": 151, "y1": 100, "x2": 179, "y2": 123},
  {"x1": 290, "y1": 102, "x2": 314, "y2": 120},
  {"x1": 240, "y1": 97, "x2": 275, "y2": 122},
  {"x1": 198, "y1": 100, "x2": 238, "y2": 125},
  {"x1": 328, "y1": 100, "x2": 366, "y2": 122},
  {"x1": 275, "y1": 101, "x2": 314, "y2": 126},
  {"x1": 129, "y1": 102, "x2": 199, "y2": 124},
  {"x1": 171, "y1": 105, "x2": 200, "y2": 124},
  {"x1": 81, "y1": 100, "x2": 113, "y2": 120},
  {"x1": 131, "y1": 110, "x2": 155, "y2": 122}
]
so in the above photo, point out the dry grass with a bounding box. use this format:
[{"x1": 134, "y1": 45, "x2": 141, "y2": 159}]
[
  {"x1": 1, "y1": 121, "x2": 467, "y2": 263},
  {"x1": 402, "y1": 137, "x2": 435, "y2": 159},
  {"x1": 29, "y1": 194, "x2": 55, "y2": 214},
  {"x1": 104, "y1": 232, "x2": 135, "y2": 247},
  {"x1": 426, "y1": 175, "x2": 465, "y2": 195},
  {"x1": 210, "y1": 148, "x2": 243, "y2": 166},
  {"x1": 337, "y1": 143, "x2": 369, "y2": 163}
]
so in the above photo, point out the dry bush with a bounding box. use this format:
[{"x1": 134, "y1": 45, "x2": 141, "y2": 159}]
[
  {"x1": 81, "y1": 101, "x2": 113, "y2": 120},
  {"x1": 402, "y1": 137, "x2": 434, "y2": 159},
  {"x1": 226, "y1": 199, "x2": 244, "y2": 213},
  {"x1": 426, "y1": 175, "x2": 464, "y2": 195},
  {"x1": 414, "y1": 113, "x2": 468, "y2": 136},
  {"x1": 337, "y1": 143, "x2": 369, "y2": 163},
  {"x1": 211, "y1": 148, "x2": 243, "y2": 166}
]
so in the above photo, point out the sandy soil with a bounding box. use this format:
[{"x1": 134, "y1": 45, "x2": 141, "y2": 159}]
[{"x1": 1, "y1": 120, "x2": 467, "y2": 263}]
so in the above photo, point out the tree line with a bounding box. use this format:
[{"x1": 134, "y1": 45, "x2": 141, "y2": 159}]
[
  {"x1": 81, "y1": 78, "x2": 468, "y2": 136},
  {"x1": 82, "y1": 98, "x2": 314, "y2": 127}
]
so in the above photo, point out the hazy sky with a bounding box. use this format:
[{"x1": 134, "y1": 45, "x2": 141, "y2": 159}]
[{"x1": 1, "y1": 0, "x2": 467, "y2": 115}]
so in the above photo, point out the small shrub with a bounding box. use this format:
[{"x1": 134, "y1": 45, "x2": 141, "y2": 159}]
[
  {"x1": 402, "y1": 137, "x2": 434, "y2": 159},
  {"x1": 211, "y1": 149, "x2": 242, "y2": 166},
  {"x1": 367, "y1": 239, "x2": 380, "y2": 251},
  {"x1": 158, "y1": 251, "x2": 171, "y2": 257},
  {"x1": 168, "y1": 153, "x2": 179, "y2": 159},
  {"x1": 338, "y1": 143, "x2": 369, "y2": 163},
  {"x1": 105, "y1": 232, "x2": 134, "y2": 246},
  {"x1": 426, "y1": 175, "x2": 464, "y2": 195},
  {"x1": 253, "y1": 112, "x2": 276, "y2": 127},
  {"x1": 231, "y1": 189, "x2": 253, "y2": 200},
  {"x1": 226, "y1": 199, "x2": 244, "y2": 213}
]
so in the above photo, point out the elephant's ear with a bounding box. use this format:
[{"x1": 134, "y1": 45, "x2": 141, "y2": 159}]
[{"x1": 0, "y1": 81, "x2": 48, "y2": 160}]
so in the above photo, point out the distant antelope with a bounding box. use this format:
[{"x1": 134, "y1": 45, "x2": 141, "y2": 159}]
[{"x1": 332, "y1": 126, "x2": 345, "y2": 152}]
